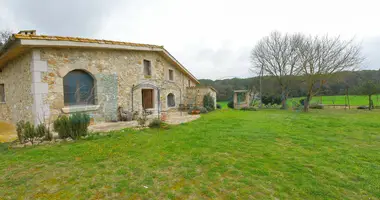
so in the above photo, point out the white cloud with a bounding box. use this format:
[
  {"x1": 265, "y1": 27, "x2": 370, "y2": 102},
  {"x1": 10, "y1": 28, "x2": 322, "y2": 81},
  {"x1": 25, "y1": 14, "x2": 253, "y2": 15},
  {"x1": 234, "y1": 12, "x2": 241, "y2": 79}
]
[{"x1": 1, "y1": 0, "x2": 380, "y2": 79}]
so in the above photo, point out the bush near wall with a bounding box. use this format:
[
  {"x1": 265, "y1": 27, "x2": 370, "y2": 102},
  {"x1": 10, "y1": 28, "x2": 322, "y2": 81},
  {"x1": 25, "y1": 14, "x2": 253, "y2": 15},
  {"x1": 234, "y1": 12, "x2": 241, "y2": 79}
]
[
  {"x1": 203, "y1": 93, "x2": 215, "y2": 112},
  {"x1": 16, "y1": 121, "x2": 52, "y2": 144},
  {"x1": 227, "y1": 101, "x2": 234, "y2": 109},
  {"x1": 53, "y1": 113, "x2": 91, "y2": 140}
]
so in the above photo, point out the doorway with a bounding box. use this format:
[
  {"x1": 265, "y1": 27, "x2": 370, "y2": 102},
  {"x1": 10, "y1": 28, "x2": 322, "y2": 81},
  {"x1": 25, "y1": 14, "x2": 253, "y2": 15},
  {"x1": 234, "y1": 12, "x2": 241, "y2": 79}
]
[{"x1": 142, "y1": 89, "x2": 154, "y2": 109}]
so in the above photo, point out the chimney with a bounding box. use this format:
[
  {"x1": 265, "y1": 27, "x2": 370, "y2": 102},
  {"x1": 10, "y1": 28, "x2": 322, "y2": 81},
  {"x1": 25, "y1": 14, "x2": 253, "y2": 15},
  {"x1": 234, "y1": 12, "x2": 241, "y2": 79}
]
[{"x1": 18, "y1": 30, "x2": 36, "y2": 35}]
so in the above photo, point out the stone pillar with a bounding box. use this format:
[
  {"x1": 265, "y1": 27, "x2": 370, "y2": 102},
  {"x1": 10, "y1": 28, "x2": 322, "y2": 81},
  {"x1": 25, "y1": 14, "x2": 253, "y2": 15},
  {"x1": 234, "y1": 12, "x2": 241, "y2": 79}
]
[{"x1": 31, "y1": 49, "x2": 50, "y2": 125}]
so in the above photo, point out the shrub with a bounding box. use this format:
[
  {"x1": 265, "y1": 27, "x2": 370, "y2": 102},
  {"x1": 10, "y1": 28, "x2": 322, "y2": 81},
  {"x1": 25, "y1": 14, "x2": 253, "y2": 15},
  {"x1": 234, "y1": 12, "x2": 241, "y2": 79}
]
[
  {"x1": 54, "y1": 113, "x2": 91, "y2": 140},
  {"x1": 216, "y1": 104, "x2": 222, "y2": 109},
  {"x1": 199, "y1": 107, "x2": 208, "y2": 114},
  {"x1": 137, "y1": 110, "x2": 149, "y2": 127},
  {"x1": 240, "y1": 106, "x2": 257, "y2": 111},
  {"x1": 227, "y1": 101, "x2": 234, "y2": 109},
  {"x1": 309, "y1": 104, "x2": 324, "y2": 109},
  {"x1": 188, "y1": 106, "x2": 200, "y2": 114},
  {"x1": 36, "y1": 123, "x2": 52, "y2": 141},
  {"x1": 70, "y1": 113, "x2": 91, "y2": 139},
  {"x1": 53, "y1": 115, "x2": 72, "y2": 139},
  {"x1": 299, "y1": 99, "x2": 305, "y2": 106},
  {"x1": 16, "y1": 120, "x2": 25, "y2": 143},
  {"x1": 262, "y1": 95, "x2": 282, "y2": 106},
  {"x1": 203, "y1": 93, "x2": 215, "y2": 111},
  {"x1": 148, "y1": 118, "x2": 169, "y2": 129},
  {"x1": 16, "y1": 121, "x2": 49, "y2": 144},
  {"x1": 148, "y1": 118, "x2": 162, "y2": 128}
]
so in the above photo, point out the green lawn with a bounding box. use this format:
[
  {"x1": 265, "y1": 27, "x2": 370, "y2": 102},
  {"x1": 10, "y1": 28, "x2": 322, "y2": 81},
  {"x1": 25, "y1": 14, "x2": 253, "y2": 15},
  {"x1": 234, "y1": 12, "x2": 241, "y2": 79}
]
[
  {"x1": 217, "y1": 101, "x2": 229, "y2": 108},
  {"x1": 289, "y1": 95, "x2": 380, "y2": 106},
  {"x1": 219, "y1": 95, "x2": 379, "y2": 108},
  {"x1": 1, "y1": 109, "x2": 380, "y2": 199}
]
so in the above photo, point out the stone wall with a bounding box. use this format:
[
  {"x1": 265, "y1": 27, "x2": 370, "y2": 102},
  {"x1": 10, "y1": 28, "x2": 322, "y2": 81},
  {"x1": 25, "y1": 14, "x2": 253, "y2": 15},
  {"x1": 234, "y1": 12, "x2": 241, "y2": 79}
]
[
  {"x1": 39, "y1": 48, "x2": 197, "y2": 123},
  {"x1": 0, "y1": 52, "x2": 33, "y2": 123}
]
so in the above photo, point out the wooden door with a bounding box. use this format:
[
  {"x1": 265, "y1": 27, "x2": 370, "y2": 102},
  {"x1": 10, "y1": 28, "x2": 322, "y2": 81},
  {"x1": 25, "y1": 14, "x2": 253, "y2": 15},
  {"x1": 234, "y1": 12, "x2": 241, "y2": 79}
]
[{"x1": 142, "y1": 89, "x2": 154, "y2": 109}]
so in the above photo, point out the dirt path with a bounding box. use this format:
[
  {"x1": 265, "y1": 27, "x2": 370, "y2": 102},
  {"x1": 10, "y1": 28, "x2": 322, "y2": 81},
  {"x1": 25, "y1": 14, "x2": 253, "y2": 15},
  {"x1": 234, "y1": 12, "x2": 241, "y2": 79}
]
[{"x1": 0, "y1": 122, "x2": 17, "y2": 143}]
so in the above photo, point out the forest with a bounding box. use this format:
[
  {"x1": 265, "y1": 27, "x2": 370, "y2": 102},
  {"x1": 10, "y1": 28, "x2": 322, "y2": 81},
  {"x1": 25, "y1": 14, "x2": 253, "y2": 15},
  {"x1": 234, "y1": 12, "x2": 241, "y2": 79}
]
[{"x1": 199, "y1": 70, "x2": 380, "y2": 101}]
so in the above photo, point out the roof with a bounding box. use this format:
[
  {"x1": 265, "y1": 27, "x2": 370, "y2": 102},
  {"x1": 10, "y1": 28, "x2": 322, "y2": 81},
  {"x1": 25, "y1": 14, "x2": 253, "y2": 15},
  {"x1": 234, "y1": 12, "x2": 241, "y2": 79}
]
[
  {"x1": 187, "y1": 86, "x2": 217, "y2": 93},
  {"x1": 13, "y1": 34, "x2": 163, "y2": 49},
  {"x1": 0, "y1": 31, "x2": 199, "y2": 84}
]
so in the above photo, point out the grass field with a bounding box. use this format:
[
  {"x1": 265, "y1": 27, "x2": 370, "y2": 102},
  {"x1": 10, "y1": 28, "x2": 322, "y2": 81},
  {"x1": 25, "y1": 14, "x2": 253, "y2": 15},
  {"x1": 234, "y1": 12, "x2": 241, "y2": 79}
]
[
  {"x1": 1, "y1": 109, "x2": 380, "y2": 199},
  {"x1": 288, "y1": 95, "x2": 379, "y2": 106},
  {"x1": 218, "y1": 95, "x2": 380, "y2": 108}
]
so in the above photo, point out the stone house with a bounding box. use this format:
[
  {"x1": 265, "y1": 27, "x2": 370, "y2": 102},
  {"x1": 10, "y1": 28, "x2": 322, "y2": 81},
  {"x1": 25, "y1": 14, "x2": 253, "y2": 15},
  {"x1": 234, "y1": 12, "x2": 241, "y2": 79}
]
[{"x1": 0, "y1": 30, "x2": 207, "y2": 125}]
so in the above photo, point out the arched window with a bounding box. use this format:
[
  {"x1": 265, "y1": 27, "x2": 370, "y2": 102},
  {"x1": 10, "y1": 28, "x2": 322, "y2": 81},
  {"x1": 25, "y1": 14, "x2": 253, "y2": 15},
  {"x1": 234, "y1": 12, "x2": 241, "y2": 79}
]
[
  {"x1": 63, "y1": 70, "x2": 95, "y2": 106},
  {"x1": 167, "y1": 93, "x2": 175, "y2": 107}
]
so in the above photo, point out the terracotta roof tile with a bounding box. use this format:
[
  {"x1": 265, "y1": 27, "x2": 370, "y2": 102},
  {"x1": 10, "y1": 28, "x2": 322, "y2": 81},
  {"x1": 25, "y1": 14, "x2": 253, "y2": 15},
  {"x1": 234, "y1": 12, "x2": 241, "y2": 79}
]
[{"x1": 13, "y1": 34, "x2": 162, "y2": 49}]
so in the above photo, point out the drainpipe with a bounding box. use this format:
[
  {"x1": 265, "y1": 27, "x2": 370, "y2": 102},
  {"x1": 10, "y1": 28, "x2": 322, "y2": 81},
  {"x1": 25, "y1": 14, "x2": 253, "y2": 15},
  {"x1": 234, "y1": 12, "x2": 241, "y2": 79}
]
[
  {"x1": 180, "y1": 88, "x2": 182, "y2": 116},
  {"x1": 131, "y1": 84, "x2": 134, "y2": 112}
]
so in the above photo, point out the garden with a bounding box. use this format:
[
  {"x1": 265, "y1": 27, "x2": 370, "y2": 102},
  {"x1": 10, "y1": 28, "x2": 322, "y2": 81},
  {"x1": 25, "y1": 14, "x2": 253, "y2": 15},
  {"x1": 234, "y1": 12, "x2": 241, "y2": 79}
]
[{"x1": 0, "y1": 106, "x2": 379, "y2": 199}]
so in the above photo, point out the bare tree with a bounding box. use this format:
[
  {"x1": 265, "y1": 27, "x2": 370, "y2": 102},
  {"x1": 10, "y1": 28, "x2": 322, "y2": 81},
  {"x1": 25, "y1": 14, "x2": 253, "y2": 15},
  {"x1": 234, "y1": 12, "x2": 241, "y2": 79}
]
[
  {"x1": 251, "y1": 31, "x2": 301, "y2": 109},
  {"x1": 0, "y1": 30, "x2": 12, "y2": 49},
  {"x1": 297, "y1": 35, "x2": 364, "y2": 111}
]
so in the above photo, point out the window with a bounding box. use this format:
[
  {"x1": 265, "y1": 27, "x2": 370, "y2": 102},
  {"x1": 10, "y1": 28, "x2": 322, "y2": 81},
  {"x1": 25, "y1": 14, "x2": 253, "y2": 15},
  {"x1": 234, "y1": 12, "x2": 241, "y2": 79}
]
[
  {"x1": 63, "y1": 70, "x2": 95, "y2": 106},
  {"x1": 169, "y1": 69, "x2": 174, "y2": 81},
  {"x1": 188, "y1": 79, "x2": 191, "y2": 87},
  {"x1": 167, "y1": 93, "x2": 175, "y2": 107},
  {"x1": 0, "y1": 84, "x2": 5, "y2": 103},
  {"x1": 143, "y1": 60, "x2": 152, "y2": 76}
]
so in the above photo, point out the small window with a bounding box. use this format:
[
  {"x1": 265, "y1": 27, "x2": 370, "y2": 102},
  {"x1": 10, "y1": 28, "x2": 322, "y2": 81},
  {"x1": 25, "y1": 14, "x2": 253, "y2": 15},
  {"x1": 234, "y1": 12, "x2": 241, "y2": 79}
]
[
  {"x1": 169, "y1": 69, "x2": 174, "y2": 81},
  {"x1": 144, "y1": 60, "x2": 152, "y2": 76},
  {"x1": 167, "y1": 93, "x2": 175, "y2": 107},
  {"x1": 188, "y1": 79, "x2": 191, "y2": 87},
  {"x1": 0, "y1": 84, "x2": 5, "y2": 103}
]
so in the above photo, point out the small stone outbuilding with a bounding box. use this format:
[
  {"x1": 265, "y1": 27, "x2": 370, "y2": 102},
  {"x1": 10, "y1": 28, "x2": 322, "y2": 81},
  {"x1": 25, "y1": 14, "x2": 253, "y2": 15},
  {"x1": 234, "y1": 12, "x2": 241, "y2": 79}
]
[
  {"x1": 233, "y1": 90, "x2": 251, "y2": 109},
  {"x1": 185, "y1": 86, "x2": 217, "y2": 109}
]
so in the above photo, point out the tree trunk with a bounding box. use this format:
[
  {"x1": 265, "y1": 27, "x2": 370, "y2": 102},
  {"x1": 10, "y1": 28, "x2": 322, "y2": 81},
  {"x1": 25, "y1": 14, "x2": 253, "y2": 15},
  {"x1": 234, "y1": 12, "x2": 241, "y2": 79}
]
[
  {"x1": 369, "y1": 95, "x2": 373, "y2": 110},
  {"x1": 346, "y1": 88, "x2": 351, "y2": 110},
  {"x1": 303, "y1": 93, "x2": 311, "y2": 112},
  {"x1": 281, "y1": 89, "x2": 288, "y2": 109}
]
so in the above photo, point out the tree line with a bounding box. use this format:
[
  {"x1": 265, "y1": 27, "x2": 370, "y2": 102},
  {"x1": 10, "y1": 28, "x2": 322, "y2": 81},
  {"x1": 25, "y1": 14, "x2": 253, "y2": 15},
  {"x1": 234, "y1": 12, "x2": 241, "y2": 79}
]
[{"x1": 200, "y1": 69, "x2": 380, "y2": 103}]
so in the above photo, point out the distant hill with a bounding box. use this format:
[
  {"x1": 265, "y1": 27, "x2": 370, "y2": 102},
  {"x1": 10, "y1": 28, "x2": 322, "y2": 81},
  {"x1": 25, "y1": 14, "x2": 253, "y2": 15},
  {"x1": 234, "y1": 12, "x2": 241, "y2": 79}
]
[{"x1": 199, "y1": 70, "x2": 380, "y2": 101}]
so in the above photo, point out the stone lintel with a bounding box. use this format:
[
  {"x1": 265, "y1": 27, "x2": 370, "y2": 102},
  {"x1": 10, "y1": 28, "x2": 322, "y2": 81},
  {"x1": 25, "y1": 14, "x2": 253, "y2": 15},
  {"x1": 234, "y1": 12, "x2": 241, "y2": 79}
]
[{"x1": 61, "y1": 105, "x2": 100, "y2": 114}]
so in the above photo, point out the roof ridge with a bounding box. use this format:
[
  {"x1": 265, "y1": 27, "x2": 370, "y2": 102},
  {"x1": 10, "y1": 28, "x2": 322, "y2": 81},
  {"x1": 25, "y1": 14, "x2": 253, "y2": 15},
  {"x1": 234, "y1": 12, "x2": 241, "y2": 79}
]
[{"x1": 12, "y1": 34, "x2": 164, "y2": 48}]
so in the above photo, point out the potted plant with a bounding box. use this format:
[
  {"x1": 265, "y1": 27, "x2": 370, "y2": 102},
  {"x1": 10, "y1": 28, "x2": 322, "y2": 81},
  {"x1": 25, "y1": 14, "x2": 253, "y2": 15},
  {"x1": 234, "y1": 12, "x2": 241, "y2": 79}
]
[{"x1": 190, "y1": 106, "x2": 201, "y2": 115}]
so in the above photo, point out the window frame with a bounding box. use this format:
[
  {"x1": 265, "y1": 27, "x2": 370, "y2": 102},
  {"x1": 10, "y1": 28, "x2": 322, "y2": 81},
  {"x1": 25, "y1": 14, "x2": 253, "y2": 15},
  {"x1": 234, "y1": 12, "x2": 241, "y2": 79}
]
[
  {"x1": 168, "y1": 69, "x2": 174, "y2": 81},
  {"x1": 0, "y1": 84, "x2": 5, "y2": 103},
  {"x1": 63, "y1": 70, "x2": 96, "y2": 106},
  {"x1": 143, "y1": 60, "x2": 152, "y2": 77},
  {"x1": 167, "y1": 93, "x2": 175, "y2": 107}
]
